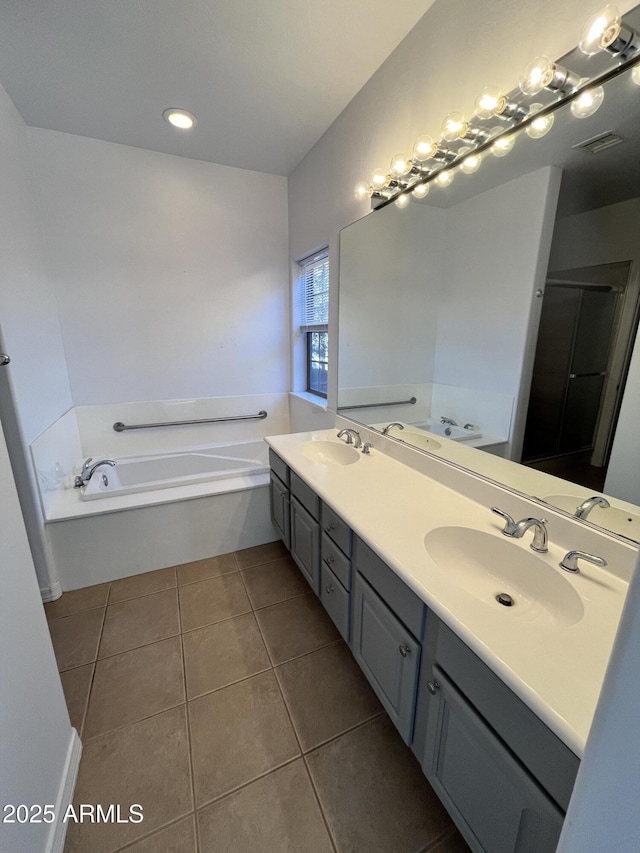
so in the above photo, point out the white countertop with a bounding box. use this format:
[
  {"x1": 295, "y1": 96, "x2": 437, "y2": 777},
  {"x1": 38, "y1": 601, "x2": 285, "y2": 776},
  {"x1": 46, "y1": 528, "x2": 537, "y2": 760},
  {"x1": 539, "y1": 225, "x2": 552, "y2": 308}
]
[{"x1": 266, "y1": 428, "x2": 636, "y2": 757}]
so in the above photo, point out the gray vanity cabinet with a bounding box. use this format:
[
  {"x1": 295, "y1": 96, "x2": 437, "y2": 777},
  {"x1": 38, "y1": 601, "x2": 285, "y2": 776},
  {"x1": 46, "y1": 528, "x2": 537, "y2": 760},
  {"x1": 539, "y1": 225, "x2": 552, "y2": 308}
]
[
  {"x1": 351, "y1": 537, "x2": 425, "y2": 745},
  {"x1": 268, "y1": 450, "x2": 290, "y2": 548},
  {"x1": 319, "y1": 503, "x2": 353, "y2": 641},
  {"x1": 289, "y1": 471, "x2": 321, "y2": 594}
]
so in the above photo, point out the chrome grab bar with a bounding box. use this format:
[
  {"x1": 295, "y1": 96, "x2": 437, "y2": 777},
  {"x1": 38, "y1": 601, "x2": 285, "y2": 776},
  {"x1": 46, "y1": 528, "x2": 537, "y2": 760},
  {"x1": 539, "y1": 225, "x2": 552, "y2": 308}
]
[
  {"x1": 113, "y1": 410, "x2": 267, "y2": 432},
  {"x1": 0, "y1": 353, "x2": 10, "y2": 366},
  {"x1": 337, "y1": 396, "x2": 417, "y2": 411}
]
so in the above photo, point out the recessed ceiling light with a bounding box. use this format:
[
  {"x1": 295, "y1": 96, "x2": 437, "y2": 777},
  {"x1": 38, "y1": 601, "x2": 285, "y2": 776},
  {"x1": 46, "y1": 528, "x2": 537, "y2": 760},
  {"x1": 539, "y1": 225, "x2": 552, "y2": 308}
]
[{"x1": 162, "y1": 108, "x2": 197, "y2": 130}]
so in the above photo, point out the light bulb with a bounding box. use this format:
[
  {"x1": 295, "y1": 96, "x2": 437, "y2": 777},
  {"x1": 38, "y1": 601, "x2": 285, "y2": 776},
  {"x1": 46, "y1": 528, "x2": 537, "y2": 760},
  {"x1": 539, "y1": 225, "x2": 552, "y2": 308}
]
[
  {"x1": 412, "y1": 183, "x2": 430, "y2": 198},
  {"x1": 354, "y1": 182, "x2": 373, "y2": 200},
  {"x1": 395, "y1": 193, "x2": 410, "y2": 209},
  {"x1": 460, "y1": 152, "x2": 482, "y2": 174},
  {"x1": 491, "y1": 133, "x2": 516, "y2": 157},
  {"x1": 413, "y1": 135, "x2": 438, "y2": 161},
  {"x1": 441, "y1": 111, "x2": 468, "y2": 142},
  {"x1": 390, "y1": 152, "x2": 412, "y2": 178},
  {"x1": 162, "y1": 108, "x2": 197, "y2": 129},
  {"x1": 474, "y1": 87, "x2": 502, "y2": 120},
  {"x1": 370, "y1": 168, "x2": 390, "y2": 189},
  {"x1": 571, "y1": 85, "x2": 605, "y2": 118},
  {"x1": 435, "y1": 170, "x2": 454, "y2": 187},
  {"x1": 519, "y1": 56, "x2": 554, "y2": 96},
  {"x1": 579, "y1": 5, "x2": 622, "y2": 55},
  {"x1": 525, "y1": 108, "x2": 555, "y2": 139},
  {"x1": 633, "y1": 65, "x2": 640, "y2": 85}
]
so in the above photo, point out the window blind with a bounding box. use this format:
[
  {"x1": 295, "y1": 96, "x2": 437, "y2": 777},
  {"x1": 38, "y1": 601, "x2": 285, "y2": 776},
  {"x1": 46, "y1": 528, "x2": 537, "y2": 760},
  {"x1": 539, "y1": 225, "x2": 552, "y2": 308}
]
[{"x1": 300, "y1": 250, "x2": 329, "y2": 331}]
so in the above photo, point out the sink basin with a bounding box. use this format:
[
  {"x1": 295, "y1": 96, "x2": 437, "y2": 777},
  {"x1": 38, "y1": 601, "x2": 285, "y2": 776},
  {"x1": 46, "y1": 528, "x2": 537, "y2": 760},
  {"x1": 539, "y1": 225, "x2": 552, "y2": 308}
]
[
  {"x1": 399, "y1": 429, "x2": 442, "y2": 452},
  {"x1": 543, "y1": 494, "x2": 640, "y2": 541},
  {"x1": 301, "y1": 440, "x2": 360, "y2": 466},
  {"x1": 424, "y1": 526, "x2": 584, "y2": 627}
]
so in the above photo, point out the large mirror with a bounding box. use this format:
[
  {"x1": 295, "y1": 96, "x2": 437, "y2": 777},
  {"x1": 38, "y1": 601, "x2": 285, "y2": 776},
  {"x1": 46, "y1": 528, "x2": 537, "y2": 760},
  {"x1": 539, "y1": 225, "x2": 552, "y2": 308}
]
[{"x1": 338, "y1": 15, "x2": 640, "y2": 544}]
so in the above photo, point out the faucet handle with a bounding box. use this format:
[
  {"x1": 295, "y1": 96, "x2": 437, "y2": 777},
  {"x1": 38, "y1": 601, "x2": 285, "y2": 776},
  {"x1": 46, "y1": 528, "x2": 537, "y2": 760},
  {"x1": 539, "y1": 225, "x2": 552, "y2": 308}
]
[
  {"x1": 491, "y1": 507, "x2": 517, "y2": 536},
  {"x1": 560, "y1": 550, "x2": 607, "y2": 573},
  {"x1": 361, "y1": 442, "x2": 373, "y2": 454}
]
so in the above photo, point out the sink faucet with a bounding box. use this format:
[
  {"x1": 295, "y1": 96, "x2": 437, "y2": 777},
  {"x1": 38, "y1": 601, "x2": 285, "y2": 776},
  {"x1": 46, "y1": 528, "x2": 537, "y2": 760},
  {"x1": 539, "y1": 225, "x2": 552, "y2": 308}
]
[
  {"x1": 382, "y1": 422, "x2": 404, "y2": 435},
  {"x1": 440, "y1": 417, "x2": 458, "y2": 426},
  {"x1": 574, "y1": 496, "x2": 610, "y2": 519},
  {"x1": 560, "y1": 550, "x2": 607, "y2": 573},
  {"x1": 74, "y1": 457, "x2": 116, "y2": 488},
  {"x1": 337, "y1": 428, "x2": 362, "y2": 448},
  {"x1": 512, "y1": 517, "x2": 548, "y2": 553}
]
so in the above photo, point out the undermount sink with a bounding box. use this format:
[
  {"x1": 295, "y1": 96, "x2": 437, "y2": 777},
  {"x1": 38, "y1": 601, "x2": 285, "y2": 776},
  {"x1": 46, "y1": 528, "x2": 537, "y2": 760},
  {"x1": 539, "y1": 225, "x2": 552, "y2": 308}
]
[
  {"x1": 424, "y1": 526, "x2": 584, "y2": 627},
  {"x1": 543, "y1": 494, "x2": 640, "y2": 540},
  {"x1": 301, "y1": 440, "x2": 360, "y2": 466}
]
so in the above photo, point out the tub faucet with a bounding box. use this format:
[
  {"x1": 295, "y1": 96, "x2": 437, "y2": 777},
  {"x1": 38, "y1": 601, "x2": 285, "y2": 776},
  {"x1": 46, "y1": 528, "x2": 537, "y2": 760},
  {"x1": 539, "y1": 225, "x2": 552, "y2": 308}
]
[
  {"x1": 512, "y1": 517, "x2": 548, "y2": 553},
  {"x1": 440, "y1": 417, "x2": 458, "y2": 426},
  {"x1": 337, "y1": 428, "x2": 362, "y2": 448},
  {"x1": 74, "y1": 457, "x2": 116, "y2": 488},
  {"x1": 574, "y1": 496, "x2": 610, "y2": 519},
  {"x1": 382, "y1": 422, "x2": 404, "y2": 435}
]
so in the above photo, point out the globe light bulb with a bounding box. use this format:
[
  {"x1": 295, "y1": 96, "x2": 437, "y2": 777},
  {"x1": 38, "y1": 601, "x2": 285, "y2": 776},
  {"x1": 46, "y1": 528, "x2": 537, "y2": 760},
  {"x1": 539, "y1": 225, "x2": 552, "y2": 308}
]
[
  {"x1": 412, "y1": 183, "x2": 430, "y2": 198},
  {"x1": 571, "y1": 85, "x2": 605, "y2": 118},
  {"x1": 491, "y1": 133, "x2": 516, "y2": 157},
  {"x1": 519, "y1": 56, "x2": 554, "y2": 96},
  {"x1": 370, "y1": 168, "x2": 390, "y2": 189},
  {"x1": 474, "y1": 87, "x2": 502, "y2": 120},
  {"x1": 354, "y1": 182, "x2": 373, "y2": 200},
  {"x1": 389, "y1": 152, "x2": 412, "y2": 178},
  {"x1": 395, "y1": 193, "x2": 410, "y2": 209},
  {"x1": 413, "y1": 135, "x2": 438, "y2": 162},
  {"x1": 441, "y1": 111, "x2": 468, "y2": 142},
  {"x1": 460, "y1": 152, "x2": 482, "y2": 174},
  {"x1": 435, "y1": 170, "x2": 454, "y2": 187},
  {"x1": 579, "y1": 5, "x2": 622, "y2": 55},
  {"x1": 632, "y1": 65, "x2": 640, "y2": 86},
  {"x1": 525, "y1": 105, "x2": 555, "y2": 139}
]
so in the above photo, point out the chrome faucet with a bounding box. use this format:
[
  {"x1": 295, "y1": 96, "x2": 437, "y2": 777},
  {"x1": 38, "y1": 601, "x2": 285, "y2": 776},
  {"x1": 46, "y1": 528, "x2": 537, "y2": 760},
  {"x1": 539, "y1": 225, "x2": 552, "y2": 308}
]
[
  {"x1": 74, "y1": 457, "x2": 116, "y2": 488},
  {"x1": 560, "y1": 550, "x2": 607, "y2": 573},
  {"x1": 382, "y1": 422, "x2": 404, "y2": 435},
  {"x1": 337, "y1": 428, "x2": 362, "y2": 448},
  {"x1": 574, "y1": 496, "x2": 610, "y2": 519},
  {"x1": 512, "y1": 517, "x2": 548, "y2": 553},
  {"x1": 440, "y1": 416, "x2": 458, "y2": 426}
]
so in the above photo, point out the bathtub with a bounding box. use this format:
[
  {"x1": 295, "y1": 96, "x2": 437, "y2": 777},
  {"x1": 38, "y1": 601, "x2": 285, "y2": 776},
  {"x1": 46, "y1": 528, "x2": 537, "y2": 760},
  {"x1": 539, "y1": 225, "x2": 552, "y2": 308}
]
[{"x1": 80, "y1": 440, "x2": 269, "y2": 500}]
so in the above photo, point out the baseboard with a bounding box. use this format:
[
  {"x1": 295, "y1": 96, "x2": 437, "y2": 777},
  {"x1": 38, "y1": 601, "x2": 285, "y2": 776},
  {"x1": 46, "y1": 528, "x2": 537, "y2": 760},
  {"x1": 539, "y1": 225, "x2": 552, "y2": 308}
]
[
  {"x1": 40, "y1": 580, "x2": 62, "y2": 603},
  {"x1": 47, "y1": 729, "x2": 82, "y2": 853}
]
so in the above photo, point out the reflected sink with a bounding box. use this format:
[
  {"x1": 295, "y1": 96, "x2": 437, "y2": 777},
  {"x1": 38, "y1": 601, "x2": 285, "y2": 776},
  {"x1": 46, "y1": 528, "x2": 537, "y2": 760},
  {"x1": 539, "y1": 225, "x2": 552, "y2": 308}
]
[
  {"x1": 301, "y1": 440, "x2": 360, "y2": 466},
  {"x1": 543, "y1": 494, "x2": 640, "y2": 541},
  {"x1": 398, "y1": 429, "x2": 442, "y2": 452},
  {"x1": 424, "y1": 526, "x2": 584, "y2": 627}
]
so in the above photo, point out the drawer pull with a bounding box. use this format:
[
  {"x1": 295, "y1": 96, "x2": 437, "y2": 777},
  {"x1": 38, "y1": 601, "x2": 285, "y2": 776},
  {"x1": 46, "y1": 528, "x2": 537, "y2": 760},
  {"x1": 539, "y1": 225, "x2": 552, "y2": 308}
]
[
  {"x1": 399, "y1": 645, "x2": 411, "y2": 657},
  {"x1": 324, "y1": 555, "x2": 335, "y2": 565},
  {"x1": 427, "y1": 680, "x2": 440, "y2": 695},
  {"x1": 325, "y1": 585, "x2": 335, "y2": 594},
  {"x1": 325, "y1": 523, "x2": 335, "y2": 533}
]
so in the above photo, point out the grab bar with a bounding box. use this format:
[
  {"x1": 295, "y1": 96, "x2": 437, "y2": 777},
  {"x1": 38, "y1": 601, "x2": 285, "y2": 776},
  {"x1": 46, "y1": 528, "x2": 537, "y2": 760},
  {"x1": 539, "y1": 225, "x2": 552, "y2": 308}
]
[
  {"x1": 337, "y1": 397, "x2": 416, "y2": 411},
  {"x1": 113, "y1": 411, "x2": 268, "y2": 432}
]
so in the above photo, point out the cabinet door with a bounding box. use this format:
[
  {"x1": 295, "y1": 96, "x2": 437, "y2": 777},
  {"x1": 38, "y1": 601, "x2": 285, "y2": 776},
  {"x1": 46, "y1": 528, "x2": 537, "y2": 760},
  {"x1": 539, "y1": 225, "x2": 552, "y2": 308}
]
[
  {"x1": 290, "y1": 496, "x2": 320, "y2": 594},
  {"x1": 352, "y1": 572, "x2": 420, "y2": 744},
  {"x1": 424, "y1": 669, "x2": 563, "y2": 853},
  {"x1": 269, "y1": 472, "x2": 290, "y2": 549}
]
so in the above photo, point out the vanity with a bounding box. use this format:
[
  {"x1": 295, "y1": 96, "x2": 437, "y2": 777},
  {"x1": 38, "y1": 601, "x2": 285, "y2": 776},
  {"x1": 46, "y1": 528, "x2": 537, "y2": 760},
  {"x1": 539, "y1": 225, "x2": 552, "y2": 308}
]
[{"x1": 266, "y1": 427, "x2": 635, "y2": 853}]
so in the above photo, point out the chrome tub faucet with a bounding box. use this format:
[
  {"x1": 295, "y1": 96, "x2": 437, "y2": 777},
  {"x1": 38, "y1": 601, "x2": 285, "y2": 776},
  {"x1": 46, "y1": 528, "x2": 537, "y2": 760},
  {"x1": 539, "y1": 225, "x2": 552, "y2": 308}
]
[{"x1": 74, "y1": 457, "x2": 116, "y2": 488}]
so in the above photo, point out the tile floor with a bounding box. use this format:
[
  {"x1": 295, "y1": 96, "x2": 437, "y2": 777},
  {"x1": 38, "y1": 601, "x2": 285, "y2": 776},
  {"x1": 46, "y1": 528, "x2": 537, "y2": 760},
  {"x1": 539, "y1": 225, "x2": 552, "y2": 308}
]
[{"x1": 46, "y1": 540, "x2": 470, "y2": 853}]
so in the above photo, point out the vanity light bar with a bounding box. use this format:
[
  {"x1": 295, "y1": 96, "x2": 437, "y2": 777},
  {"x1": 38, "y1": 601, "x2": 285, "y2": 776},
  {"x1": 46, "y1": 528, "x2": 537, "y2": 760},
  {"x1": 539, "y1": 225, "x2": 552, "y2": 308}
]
[{"x1": 354, "y1": 7, "x2": 640, "y2": 209}]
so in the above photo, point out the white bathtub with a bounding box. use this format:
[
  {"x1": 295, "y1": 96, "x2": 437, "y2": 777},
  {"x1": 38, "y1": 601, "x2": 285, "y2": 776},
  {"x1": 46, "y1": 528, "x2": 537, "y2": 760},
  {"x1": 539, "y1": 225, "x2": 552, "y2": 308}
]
[{"x1": 80, "y1": 440, "x2": 269, "y2": 500}]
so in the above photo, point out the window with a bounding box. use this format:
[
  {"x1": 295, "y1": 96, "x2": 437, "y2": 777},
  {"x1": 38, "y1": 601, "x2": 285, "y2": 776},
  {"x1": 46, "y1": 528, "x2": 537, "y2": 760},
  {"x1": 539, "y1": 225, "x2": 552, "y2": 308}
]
[{"x1": 300, "y1": 250, "x2": 329, "y2": 397}]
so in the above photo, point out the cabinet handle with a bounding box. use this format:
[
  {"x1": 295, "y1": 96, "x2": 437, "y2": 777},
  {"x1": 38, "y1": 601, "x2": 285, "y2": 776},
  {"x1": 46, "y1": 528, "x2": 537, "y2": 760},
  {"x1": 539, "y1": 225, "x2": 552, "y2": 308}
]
[
  {"x1": 427, "y1": 680, "x2": 440, "y2": 695},
  {"x1": 325, "y1": 585, "x2": 335, "y2": 594},
  {"x1": 325, "y1": 523, "x2": 335, "y2": 532},
  {"x1": 399, "y1": 645, "x2": 411, "y2": 657},
  {"x1": 325, "y1": 555, "x2": 335, "y2": 565}
]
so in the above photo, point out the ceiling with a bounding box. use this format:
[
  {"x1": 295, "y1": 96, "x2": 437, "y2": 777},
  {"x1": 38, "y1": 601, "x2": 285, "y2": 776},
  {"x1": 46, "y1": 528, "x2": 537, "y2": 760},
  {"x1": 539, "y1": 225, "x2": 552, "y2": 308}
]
[{"x1": 0, "y1": 0, "x2": 436, "y2": 176}]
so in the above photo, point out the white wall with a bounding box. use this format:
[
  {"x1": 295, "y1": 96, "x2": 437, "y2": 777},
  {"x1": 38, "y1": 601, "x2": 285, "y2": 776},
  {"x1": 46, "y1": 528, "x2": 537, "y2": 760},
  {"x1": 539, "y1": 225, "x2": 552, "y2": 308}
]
[{"x1": 27, "y1": 128, "x2": 290, "y2": 406}]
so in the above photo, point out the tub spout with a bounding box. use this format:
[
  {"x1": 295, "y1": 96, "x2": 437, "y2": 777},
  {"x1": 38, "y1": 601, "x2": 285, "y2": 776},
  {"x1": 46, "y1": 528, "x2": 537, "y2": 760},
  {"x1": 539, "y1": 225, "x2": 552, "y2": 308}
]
[{"x1": 74, "y1": 457, "x2": 116, "y2": 488}]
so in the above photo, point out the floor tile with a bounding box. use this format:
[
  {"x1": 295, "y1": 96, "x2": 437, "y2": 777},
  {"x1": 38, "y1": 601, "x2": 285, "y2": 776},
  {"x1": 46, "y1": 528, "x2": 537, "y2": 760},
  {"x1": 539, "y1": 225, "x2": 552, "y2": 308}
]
[
  {"x1": 84, "y1": 636, "x2": 185, "y2": 739},
  {"x1": 115, "y1": 815, "x2": 197, "y2": 852},
  {"x1": 276, "y1": 642, "x2": 381, "y2": 751},
  {"x1": 197, "y1": 759, "x2": 333, "y2": 853},
  {"x1": 59, "y1": 664, "x2": 94, "y2": 735},
  {"x1": 45, "y1": 583, "x2": 110, "y2": 620},
  {"x1": 176, "y1": 552, "x2": 237, "y2": 585},
  {"x1": 99, "y1": 589, "x2": 179, "y2": 658},
  {"x1": 234, "y1": 540, "x2": 289, "y2": 570},
  {"x1": 49, "y1": 608, "x2": 105, "y2": 671},
  {"x1": 189, "y1": 670, "x2": 299, "y2": 807},
  {"x1": 255, "y1": 592, "x2": 339, "y2": 665},
  {"x1": 178, "y1": 573, "x2": 251, "y2": 632},
  {"x1": 183, "y1": 612, "x2": 270, "y2": 699},
  {"x1": 241, "y1": 557, "x2": 309, "y2": 610},
  {"x1": 64, "y1": 706, "x2": 192, "y2": 853},
  {"x1": 109, "y1": 567, "x2": 176, "y2": 604},
  {"x1": 307, "y1": 715, "x2": 453, "y2": 853}
]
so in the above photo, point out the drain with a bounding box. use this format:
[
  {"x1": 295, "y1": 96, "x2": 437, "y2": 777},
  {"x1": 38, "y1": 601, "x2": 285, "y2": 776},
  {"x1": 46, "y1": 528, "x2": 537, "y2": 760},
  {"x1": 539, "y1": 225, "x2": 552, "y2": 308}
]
[{"x1": 496, "y1": 592, "x2": 515, "y2": 607}]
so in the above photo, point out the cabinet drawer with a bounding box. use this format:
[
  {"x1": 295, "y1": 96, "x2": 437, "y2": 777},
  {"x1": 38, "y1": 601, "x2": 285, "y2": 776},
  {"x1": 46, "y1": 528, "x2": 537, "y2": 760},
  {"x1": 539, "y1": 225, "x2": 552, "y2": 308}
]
[
  {"x1": 321, "y1": 503, "x2": 352, "y2": 556},
  {"x1": 321, "y1": 533, "x2": 351, "y2": 590},
  {"x1": 269, "y1": 449, "x2": 289, "y2": 487},
  {"x1": 320, "y1": 563, "x2": 350, "y2": 641},
  {"x1": 354, "y1": 537, "x2": 425, "y2": 640},
  {"x1": 436, "y1": 622, "x2": 579, "y2": 810},
  {"x1": 290, "y1": 471, "x2": 320, "y2": 520},
  {"x1": 424, "y1": 668, "x2": 564, "y2": 853}
]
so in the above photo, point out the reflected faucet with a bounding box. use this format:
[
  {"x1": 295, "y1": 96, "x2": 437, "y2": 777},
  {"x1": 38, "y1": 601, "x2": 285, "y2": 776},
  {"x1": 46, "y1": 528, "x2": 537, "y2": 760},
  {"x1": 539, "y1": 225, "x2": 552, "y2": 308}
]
[
  {"x1": 574, "y1": 496, "x2": 610, "y2": 520},
  {"x1": 337, "y1": 428, "x2": 362, "y2": 448},
  {"x1": 512, "y1": 517, "x2": 548, "y2": 553},
  {"x1": 440, "y1": 417, "x2": 458, "y2": 426},
  {"x1": 74, "y1": 457, "x2": 116, "y2": 488},
  {"x1": 382, "y1": 422, "x2": 404, "y2": 435}
]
